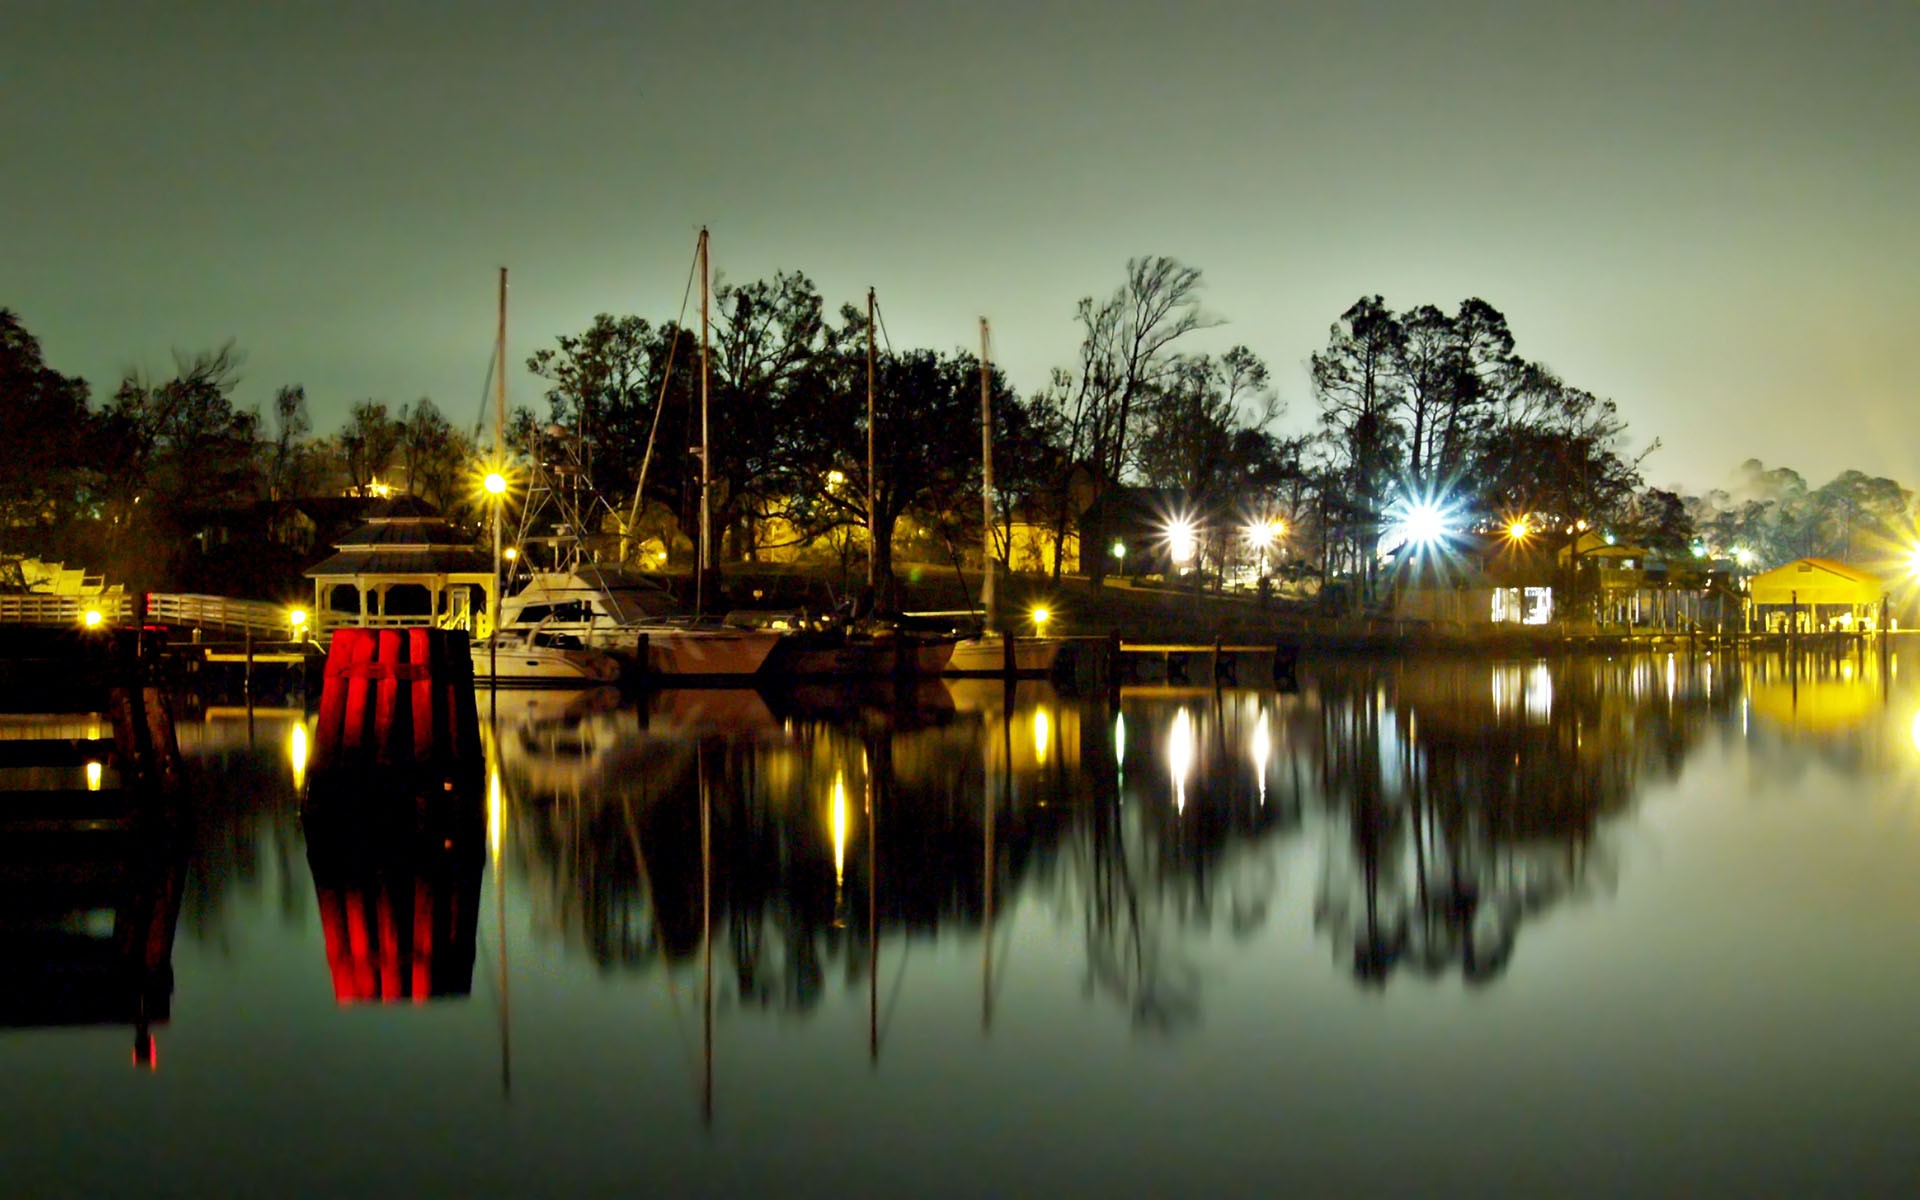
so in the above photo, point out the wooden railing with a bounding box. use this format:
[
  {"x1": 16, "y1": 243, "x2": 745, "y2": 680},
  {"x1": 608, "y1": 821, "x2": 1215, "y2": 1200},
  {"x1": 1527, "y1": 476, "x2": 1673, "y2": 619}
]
[
  {"x1": 143, "y1": 593, "x2": 293, "y2": 638},
  {"x1": 0, "y1": 593, "x2": 134, "y2": 626},
  {"x1": 0, "y1": 592, "x2": 295, "y2": 639}
]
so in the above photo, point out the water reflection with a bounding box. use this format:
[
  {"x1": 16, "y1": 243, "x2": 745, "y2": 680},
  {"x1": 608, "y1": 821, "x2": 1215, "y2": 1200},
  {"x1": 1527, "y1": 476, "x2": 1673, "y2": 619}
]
[
  {"x1": 473, "y1": 651, "x2": 1777, "y2": 1059},
  {"x1": 11, "y1": 647, "x2": 1920, "y2": 1193}
]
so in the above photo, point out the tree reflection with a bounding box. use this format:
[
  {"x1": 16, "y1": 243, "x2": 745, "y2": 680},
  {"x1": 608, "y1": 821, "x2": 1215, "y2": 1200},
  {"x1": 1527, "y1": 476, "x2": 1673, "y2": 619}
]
[
  {"x1": 495, "y1": 655, "x2": 1743, "y2": 1047},
  {"x1": 1311, "y1": 656, "x2": 1732, "y2": 985}
]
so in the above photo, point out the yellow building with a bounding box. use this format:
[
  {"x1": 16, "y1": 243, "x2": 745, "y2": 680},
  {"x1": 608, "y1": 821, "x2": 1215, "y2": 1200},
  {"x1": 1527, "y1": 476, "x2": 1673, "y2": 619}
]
[{"x1": 1747, "y1": 558, "x2": 1885, "y2": 631}]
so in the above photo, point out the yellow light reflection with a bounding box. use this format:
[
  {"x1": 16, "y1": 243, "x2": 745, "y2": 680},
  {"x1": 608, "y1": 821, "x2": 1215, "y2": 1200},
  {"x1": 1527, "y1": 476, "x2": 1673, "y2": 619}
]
[
  {"x1": 1249, "y1": 711, "x2": 1269, "y2": 805},
  {"x1": 288, "y1": 723, "x2": 309, "y2": 793},
  {"x1": 1911, "y1": 709, "x2": 1920, "y2": 757},
  {"x1": 1169, "y1": 707, "x2": 1194, "y2": 813},
  {"x1": 487, "y1": 769, "x2": 503, "y2": 861},
  {"x1": 1033, "y1": 707, "x2": 1051, "y2": 766},
  {"x1": 85, "y1": 761, "x2": 103, "y2": 792},
  {"x1": 1114, "y1": 713, "x2": 1126, "y2": 770},
  {"x1": 830, "y1": 771, "x2": 850, "y2": 888}
]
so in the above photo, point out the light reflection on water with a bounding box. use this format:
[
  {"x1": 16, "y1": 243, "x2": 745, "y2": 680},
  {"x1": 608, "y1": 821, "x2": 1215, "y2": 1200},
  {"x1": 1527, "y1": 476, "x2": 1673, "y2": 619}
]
[{"x1": 6, "y1": 646, "x2": 1920, "y2": 1194}]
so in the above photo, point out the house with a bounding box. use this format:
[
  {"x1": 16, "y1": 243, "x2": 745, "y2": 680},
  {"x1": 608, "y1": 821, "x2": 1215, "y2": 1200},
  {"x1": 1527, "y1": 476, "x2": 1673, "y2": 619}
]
[
  {"x1": 302, "y1": 499, "x2": 496, "y2": 635},
  {"x1": 1390, "y1": 532, "x2": 1557, "y2": 626},
  {"x1": 1000, "y1": 496, "x2": 1079, "y2": 576}
]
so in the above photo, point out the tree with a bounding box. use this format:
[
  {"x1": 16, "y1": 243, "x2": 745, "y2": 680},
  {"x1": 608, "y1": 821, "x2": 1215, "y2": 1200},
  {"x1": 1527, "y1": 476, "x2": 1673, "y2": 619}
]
[
  {"x1": 1042, "y1": 256, "x2": 1218, "y2": 581},
  {"x1": 1631, "y1": 487, "x2": 1695, "y2": 560},
  {"x1": 338, "y1": 400, "x2": 403, "y2": 494},
  {"x1": 1394, "y1": 299, "x2": 1516, "y2": 491},
  {"x1": 397, "y1": 397, "x2": 474, "y2": 513},
  {"x1": 708, "y1": 271, "x2": 850, "y2": 562},
  {"x1": 1312, "y1": 297, "x2": 1406, "y2": 604},
  {"x1": 94, "y1": 344, "x2": 262, "y2": 587},
  {"x1": 813, "y1": 348, "x2": 1007, "y2": 612},
  {"x1": 527, "y1": 313, "x2": 689, "y2": 536},
  {"x1": 0, "y1": 309, "x2": 91, "y2": 553},
  {"x1": 267, "y1": 384, "x2": 312, "y2": 500}
]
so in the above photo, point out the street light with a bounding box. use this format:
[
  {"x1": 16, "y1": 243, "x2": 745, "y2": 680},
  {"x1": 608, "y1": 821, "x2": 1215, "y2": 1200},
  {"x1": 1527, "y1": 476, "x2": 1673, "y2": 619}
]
[
  {"x1": 483, "y1": 469, "x2": 508, "y2": 692},
  {"x1": 288, "y1": 607, "x2": 309, "y2": 642},
  {"x1": 1166, "y1": 518, "x2": 1198, "y2": 570},
  {"x1": 1506, "y1": 519, "x2": 1530, "y2": 543},
  {"x1": 1030, "y1": 605, "x2": 1051, "y2": 635},
  {"x1": 81, "y1": 608, "x2": 103, "y2": 629}
]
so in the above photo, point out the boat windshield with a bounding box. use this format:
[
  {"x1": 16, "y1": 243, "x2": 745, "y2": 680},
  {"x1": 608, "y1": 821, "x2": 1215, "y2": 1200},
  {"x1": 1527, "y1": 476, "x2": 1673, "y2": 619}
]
[{"x1": 503, "y1": 566, "x2": 679, "y2": 625}]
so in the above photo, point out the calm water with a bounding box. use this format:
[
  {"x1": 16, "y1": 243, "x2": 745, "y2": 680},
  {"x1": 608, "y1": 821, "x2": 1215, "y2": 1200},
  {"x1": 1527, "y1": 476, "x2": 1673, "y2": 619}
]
[{"x1": 6, "y1": 649, "x2": 1920, "y2": 1196}]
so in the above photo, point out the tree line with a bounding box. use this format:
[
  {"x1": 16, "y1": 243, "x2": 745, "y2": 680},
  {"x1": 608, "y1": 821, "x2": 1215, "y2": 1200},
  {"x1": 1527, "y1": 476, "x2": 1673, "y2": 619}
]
[
  {"x1": 0, "y1": 309, "x2": 477, "y2": 591},
  {"x1": 6, "y1": 256, "x2": 1914, "y2": 605}
]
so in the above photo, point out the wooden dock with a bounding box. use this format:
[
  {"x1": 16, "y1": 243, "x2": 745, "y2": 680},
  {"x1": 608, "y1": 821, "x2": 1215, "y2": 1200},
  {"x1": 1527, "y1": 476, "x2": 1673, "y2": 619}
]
[{"x1": 0, "y1": 627, "x2": 188, "y2": 1067}]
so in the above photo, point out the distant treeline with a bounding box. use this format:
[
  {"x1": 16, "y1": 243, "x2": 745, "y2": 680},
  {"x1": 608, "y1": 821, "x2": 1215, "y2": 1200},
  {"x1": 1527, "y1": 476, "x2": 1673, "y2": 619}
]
[{"x1": 4, "y1": 260, "x2": 1914, "y2": 602}]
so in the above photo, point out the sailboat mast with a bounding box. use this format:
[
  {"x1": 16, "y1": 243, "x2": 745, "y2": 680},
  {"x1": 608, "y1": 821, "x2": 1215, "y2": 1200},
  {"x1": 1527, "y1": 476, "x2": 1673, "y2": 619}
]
[
  {"x1": 491, "y1": 267, "x2": 508, "y2": 661},
  {"x1": 495, "y1": 268, "x2": 508, "y2": 461},
  {"x1": 979, "y1": 317, "x2": 996, "y2": 632},
  {"x1": 866, "y1": 287, "x2": 877, "y2": 597},
  {"x1": 697, "y1": 226, "x2": 712, "y2": 616}
]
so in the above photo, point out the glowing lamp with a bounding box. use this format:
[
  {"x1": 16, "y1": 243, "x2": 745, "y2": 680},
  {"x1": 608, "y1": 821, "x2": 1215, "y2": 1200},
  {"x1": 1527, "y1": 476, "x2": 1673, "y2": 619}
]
[
  {"x1": 81, "y1": 608, "x2": 103, "y2": 629},
  {"x1": 1506, "y1": 520, "x2": 1529, "y2": 542},
  {"x1": 483, "y1": 472, "x2": 507, "y2": 496},
  {"x1": 1030, "y1": 606, "x2": 1051, "y2": 633},
  {"x1": 1166, "y1": 519, "x2": 1198, "y2": 565},
  {"x1": 1400, "y1": 502, "x2": 1449, "y2": 548}
]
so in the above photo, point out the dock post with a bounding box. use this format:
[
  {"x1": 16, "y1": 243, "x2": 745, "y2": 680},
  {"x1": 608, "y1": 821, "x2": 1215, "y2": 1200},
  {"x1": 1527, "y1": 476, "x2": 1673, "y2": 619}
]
[{"x1": 1105, "y1": 630, "x2": 1122, "y2": 704}]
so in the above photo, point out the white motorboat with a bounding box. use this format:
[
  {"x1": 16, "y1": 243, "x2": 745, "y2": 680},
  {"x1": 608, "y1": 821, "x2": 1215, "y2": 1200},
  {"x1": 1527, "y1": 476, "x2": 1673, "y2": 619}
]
[
  {"x1": 499, "y1": 567, "x2": 782, "y2": 680},
  {"x1": 471, "y1": 625, "x2": 624, "y2": 686}
]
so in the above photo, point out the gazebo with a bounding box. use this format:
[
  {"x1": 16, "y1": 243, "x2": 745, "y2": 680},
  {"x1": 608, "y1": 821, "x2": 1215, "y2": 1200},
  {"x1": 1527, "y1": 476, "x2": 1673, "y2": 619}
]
[
  {"x1": 1746, "y1": 558, "x2": 1886, "y2": 632},
  {"x1": 303, "y1": 501, "x2": 496, "y2": 635}
]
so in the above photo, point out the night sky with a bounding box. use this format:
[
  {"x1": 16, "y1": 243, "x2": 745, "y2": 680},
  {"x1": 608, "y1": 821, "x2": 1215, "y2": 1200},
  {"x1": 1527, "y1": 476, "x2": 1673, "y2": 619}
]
[{"x1": 4, "y1": 0, "x2": 1915, "y2": 491}]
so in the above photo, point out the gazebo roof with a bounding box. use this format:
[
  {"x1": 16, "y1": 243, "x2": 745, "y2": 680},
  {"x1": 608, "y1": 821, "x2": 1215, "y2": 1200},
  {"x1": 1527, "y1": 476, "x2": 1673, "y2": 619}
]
[{"x1": 305, "y1": 547, "x2": 493, "y2": 579}]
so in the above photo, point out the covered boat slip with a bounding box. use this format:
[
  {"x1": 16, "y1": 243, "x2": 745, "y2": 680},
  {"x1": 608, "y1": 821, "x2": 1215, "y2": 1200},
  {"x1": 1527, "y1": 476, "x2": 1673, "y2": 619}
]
[{"x1": 1747, "y1": 558, "x2": 1890, "y2": 632}]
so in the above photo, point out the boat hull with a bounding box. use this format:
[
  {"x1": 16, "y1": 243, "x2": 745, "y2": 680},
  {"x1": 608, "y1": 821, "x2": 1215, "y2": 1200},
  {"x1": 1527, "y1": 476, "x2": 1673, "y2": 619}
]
[
  {"x1": 944, "y1": 636, "x2": 1066, "y2": 676},
  {"x1": 767, "y1": 632, "x2": 956, "y2": 679},
  {"x1": 640, "y1": 627, "x2": 782, "y2": 679},
  {"x1": 471, "y1": 640, "x2": 623, "y2": 687}
]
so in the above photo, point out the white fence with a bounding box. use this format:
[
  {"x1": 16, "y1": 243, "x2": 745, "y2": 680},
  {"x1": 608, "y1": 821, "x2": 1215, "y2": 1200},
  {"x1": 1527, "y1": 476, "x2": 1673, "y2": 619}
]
[
  {"x1": 0, "y1": 592, "x2": 298, "y2": 638},
  {"x1": 0, "y1": 593, "x2": 133, "y2": 625}
]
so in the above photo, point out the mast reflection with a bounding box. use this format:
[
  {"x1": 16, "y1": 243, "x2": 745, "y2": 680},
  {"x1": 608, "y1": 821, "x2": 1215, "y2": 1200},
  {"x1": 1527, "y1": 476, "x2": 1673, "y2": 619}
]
[{"x1": 489, "y1": 655, "x2": 1761, "y2": 1049}]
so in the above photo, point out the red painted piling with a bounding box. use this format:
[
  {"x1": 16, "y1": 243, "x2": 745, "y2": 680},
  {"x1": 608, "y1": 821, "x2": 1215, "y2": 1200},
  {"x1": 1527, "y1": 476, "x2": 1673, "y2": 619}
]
[{"x1": 307, "y1": 627, "x2": 480, "y2": 800}]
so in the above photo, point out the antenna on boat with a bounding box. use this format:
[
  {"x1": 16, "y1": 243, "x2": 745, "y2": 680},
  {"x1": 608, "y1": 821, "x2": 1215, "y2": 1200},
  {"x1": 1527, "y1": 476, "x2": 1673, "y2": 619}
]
[
  {"x1": 696, "y1": 226, "x2": 712, "y2": 618},
  {"x1": 491, "y1": 267, "x2": 508, "y2": 691},
  {"x1": 867, "y1": 287, "x2": 878, "y2": 602},
  {"x1": 980, "y1": 317, "x2": 997, "y2": 634}
]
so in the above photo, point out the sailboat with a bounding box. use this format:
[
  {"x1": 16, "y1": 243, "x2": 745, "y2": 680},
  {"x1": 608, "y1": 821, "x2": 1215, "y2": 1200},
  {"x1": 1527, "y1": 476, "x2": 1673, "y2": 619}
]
[
  {"x1": 943, "y1": 316, "x2": 1065, "y2": 677},
  {"x1": 494, "y1": 229, "x2": 782, "y2": 682}
]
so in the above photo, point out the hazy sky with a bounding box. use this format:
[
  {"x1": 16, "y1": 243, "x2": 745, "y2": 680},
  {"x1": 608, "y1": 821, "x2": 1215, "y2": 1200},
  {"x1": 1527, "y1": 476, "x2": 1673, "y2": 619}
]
[{"x1": 4, "y1": 0, "x2": 1916, "y2": 493}]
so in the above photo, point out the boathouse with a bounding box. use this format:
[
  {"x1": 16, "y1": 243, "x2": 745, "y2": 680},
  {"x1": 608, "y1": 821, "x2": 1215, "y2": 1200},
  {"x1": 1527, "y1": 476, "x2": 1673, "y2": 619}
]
[
  {"x1": 1746, "y1": 558, "x2": 1886, "y2": 632},
  {"x1": 302, "y1": 499, "x2": 496, "y2": 635}
]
